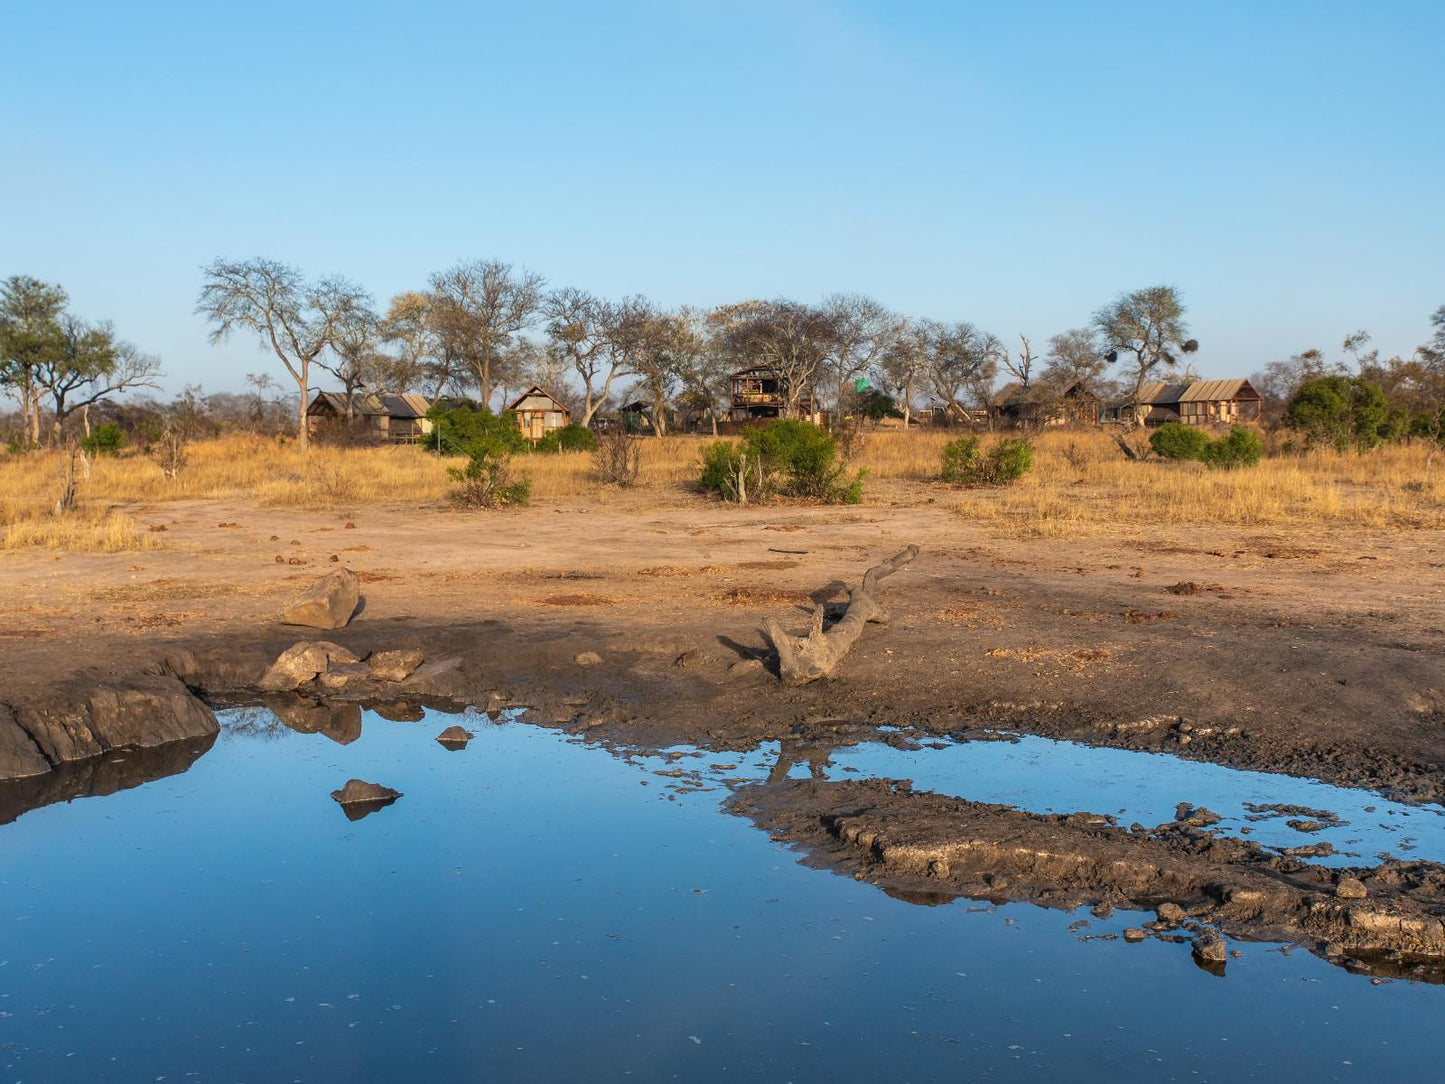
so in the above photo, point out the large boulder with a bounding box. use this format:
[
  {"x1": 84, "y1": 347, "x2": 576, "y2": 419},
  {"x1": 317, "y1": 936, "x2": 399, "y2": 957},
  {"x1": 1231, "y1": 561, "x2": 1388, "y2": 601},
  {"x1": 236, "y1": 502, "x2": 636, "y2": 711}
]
[
  {"x1": 282, "y1": 569, "x2": 361, "y2": 630},
  {"x1": 258, "y1": 641, "x2": 360, "y2": 692}
]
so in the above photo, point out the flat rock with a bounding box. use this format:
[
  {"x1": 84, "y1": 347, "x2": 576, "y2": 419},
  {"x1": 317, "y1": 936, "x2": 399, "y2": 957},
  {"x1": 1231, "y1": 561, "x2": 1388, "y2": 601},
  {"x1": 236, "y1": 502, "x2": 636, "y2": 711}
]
[
  {"x1": 574, "y1": 651, "x2": 603, "y2": 666},
  {"x1": 728, "y1": 659, "x2": 765, "y2": 678},
  {"x1": 370, "y1": 649, "x2": 425, "y2": 683},
  {"x1": 282, "y1": 569, "x2": 361, "y2": 630},
  {"x1": 1122, "y1": 927, "x2": 1149, "y2": 943},
  {"x1": 1192, "y1": 933, "x2": 1228, "y2": 964},
  {"x1": 318, "y1": 661, "x2": 372, "y2": 691},
  {"x1": 436, "y1": 725, "x2": 474, "y2": 749}
]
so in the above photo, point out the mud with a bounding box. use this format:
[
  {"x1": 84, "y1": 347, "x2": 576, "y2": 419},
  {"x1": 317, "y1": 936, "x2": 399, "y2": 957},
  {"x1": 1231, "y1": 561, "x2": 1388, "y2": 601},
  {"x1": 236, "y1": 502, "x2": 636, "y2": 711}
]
[{"x1": 732, "y1": 776, "x2": 1445, "y2": 980}]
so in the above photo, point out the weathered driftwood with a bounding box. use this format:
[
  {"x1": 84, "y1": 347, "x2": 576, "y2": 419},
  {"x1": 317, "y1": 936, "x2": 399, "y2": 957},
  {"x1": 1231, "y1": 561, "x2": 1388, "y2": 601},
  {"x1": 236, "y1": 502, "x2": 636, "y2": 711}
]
[{"x1": 765, "y1": 545, "x2": 919, "y2": 686}]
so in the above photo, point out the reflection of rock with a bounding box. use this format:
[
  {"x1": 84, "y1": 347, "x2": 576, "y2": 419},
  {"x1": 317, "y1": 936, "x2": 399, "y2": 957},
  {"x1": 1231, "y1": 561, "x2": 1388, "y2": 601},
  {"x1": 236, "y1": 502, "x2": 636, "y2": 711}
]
[
  {"x1": 0, "y1": 731, "x2": 217, "y2": 826},
  {"x1": 731, "y1": 776, "x2": 1445, "y2": 981},
  {"x1": 1, "y1": 676, "x2": 218, "y2": 783},
  {"x1": 265, "y1": 695, "x2": 363, "y2": 745},
  {"x1": 330, "y1": 778, "x2": 401, "y2": 820},
  {"x1": 282, "y1": 569, "x2": 361, "y2": 630},
  {"x1": 436, "y1": 725, "x2": 474, "y2": 749},
  {"x1": 370, "y1": 650, "x2": 425, "y2": 683},
  {"x1": 371, "y1": 701, "x2": 426, "y2": 723}
]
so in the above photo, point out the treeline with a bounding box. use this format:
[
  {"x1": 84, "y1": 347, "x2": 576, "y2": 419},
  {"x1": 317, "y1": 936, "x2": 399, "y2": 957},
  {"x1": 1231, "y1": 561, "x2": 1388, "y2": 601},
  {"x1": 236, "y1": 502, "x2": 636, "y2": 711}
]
[
  {"x1": 187, "y1": 261, "x2": 1234, "y2": 452},
  {"x1": 5, "y1": 260, "x2": 1443, "y2": 458}
]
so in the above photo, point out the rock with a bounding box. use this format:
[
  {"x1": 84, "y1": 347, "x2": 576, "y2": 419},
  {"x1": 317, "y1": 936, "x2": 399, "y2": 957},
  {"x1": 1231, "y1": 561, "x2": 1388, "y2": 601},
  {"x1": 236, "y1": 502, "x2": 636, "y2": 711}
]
[
  {"x1": 1174, "y1": 803, "x2": 1222, "y2": 828},
  {"x1": 282, "y1": 569, "x2": 361, "y2": 630},
  {"x1": 436, "y1": 725, "x2": 474, "y2": 749},
  {"x1": 1336, "y1": 876, "x2": 1368, "y2": 900},
  {"x1": 1192, "y1": 933, "x2": 1228, "y2": 964},
  {"x1": 330, "y1": 779, "x2": 401, "y2": 820},
  {"x1": 1122, "y1": 927, "x2": 1149, "y2": 943},
  {"x1": 1156, "y1": 902, "x2": 1187, "y2": 924},
  {"x1": 0, "y1": 705, "x2": 55, "y2": 780},
  {"x1": 258, "y1": 641, "x2": 360, "y2": 692},
  {"x1": 574, "y1": 651, "x2": 603, "y2": 666},
  {"x1": 728, "y1": 659, "x2": 765, "y2": 678},
  {"x1": 318, "y1": 661, "x2": 372, "y2": 691},
  {"x1": 369, "y1": 649, "x2": 425, "y2": 683}
]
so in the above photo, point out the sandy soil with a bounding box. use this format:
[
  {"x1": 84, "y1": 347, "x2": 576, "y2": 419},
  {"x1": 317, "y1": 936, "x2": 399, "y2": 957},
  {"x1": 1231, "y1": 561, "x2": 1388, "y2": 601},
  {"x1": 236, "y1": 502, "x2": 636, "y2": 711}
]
[{"x1": 1, "y1": 486, "x2": 1443, "y2": 792}]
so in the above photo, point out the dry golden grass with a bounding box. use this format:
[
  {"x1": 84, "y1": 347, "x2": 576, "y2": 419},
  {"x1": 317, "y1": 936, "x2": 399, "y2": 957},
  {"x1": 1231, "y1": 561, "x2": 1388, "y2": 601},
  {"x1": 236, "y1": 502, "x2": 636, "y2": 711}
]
[
  {"x1": 1, "y1": 427, "x2": 1440, "y2": 549},
  {"x1": 0, "y1": 500, "x2": 159, "y2": 553}
]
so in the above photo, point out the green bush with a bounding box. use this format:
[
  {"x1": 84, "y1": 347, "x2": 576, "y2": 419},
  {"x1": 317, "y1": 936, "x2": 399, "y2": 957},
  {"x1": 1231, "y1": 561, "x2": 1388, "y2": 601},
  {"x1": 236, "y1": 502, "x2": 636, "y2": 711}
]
[
  {"x1": 534, "y1": 424, "x2": 597, "y2": 454},
  {"x1": 1149, "y1": 422, "x2": 1211, "y2": 461},
  {"x1": 425, "y1": 403, "x2": 527, "y2": 458},
  {"x1": 1201, "y1": 425, "x2": 1264, "y2": 469},
  {"x1": 1285, "y1": 375, "x2": 1392, "y2": 452},
  {"x1": 80, "y1": 422, "x2": 128, "y2": 457},
  {"x1": 447, "y1": 449, "x2": 531, "y2": 508},
  {"x1": 940, "y1": 435, "x2": 1034, "y2": 485},
  {"x1": 698, "y1": 420, "x2": 864, "y2": 504}
]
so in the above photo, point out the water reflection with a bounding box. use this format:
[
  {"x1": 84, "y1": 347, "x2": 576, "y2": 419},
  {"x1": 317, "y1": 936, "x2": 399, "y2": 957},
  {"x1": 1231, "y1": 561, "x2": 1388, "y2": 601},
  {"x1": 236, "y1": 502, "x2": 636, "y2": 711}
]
[{"x1": 0, "y1": 731, "x2": 216, "y2": 826}]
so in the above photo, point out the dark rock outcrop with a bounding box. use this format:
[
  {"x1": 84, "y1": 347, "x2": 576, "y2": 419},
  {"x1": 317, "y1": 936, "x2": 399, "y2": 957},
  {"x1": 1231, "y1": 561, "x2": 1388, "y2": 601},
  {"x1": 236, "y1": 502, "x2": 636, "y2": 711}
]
[{"x1": 330, "y1": 778, "x2": 401, "y2": 820}]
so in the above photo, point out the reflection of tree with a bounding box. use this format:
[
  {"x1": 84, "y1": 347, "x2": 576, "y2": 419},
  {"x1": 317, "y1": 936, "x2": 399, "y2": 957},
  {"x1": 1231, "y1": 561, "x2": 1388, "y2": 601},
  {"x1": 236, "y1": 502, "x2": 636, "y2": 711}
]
[{"x1": 219, "y1": 705, "x2": 292, "y2": 741}]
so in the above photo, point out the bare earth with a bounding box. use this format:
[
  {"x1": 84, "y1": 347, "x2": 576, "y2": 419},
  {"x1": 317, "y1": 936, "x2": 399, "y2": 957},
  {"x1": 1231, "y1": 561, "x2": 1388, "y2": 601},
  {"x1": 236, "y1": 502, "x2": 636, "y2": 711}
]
[{"x1": 3, "y1": 483, "x2": 1442, "y2": 798}]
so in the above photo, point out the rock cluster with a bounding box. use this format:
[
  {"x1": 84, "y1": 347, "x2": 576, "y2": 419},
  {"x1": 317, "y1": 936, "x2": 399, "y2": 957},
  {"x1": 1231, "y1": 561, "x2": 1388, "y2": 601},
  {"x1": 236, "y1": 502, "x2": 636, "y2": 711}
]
[{"x1": 258, "y1": 642, "x2": 429, "y2": 695}]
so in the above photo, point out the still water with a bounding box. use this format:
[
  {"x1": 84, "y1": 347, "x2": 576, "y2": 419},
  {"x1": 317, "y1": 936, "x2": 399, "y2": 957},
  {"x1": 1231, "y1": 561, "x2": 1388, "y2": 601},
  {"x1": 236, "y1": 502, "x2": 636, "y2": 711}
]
[{"x1": 1, "y1": 708, "x2": 1441, "y2": 1081}]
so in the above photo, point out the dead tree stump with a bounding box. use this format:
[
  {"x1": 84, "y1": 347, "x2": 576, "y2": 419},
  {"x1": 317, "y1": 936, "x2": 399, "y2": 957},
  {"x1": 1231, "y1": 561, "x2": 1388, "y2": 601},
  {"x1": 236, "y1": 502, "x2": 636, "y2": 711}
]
[{"x1": 765, "y1": 545, "x2": 919, "y2": 686}]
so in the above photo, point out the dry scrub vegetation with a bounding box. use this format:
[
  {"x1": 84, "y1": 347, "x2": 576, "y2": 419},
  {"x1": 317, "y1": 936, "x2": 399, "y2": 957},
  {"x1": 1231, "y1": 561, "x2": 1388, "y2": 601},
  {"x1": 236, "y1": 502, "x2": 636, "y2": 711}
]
[{"x1": 1, "y1": 430, "x2": 1441, "y2": 552}]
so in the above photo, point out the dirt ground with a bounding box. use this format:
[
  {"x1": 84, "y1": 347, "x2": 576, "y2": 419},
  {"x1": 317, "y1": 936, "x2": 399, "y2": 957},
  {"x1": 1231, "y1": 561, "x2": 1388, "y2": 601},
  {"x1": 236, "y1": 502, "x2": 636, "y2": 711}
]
[{"x1": 2, "y1": 483, "x2": 1442, "y2": 799}]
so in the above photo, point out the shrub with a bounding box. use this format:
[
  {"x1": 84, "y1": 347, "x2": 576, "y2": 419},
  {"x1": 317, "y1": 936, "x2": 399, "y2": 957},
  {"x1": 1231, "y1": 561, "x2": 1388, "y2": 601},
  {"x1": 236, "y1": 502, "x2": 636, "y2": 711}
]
[
  {"x1": 79, "y1": 422, "x2": 128, "y2": 457},
  {"x1": 1285, "y1": 375, "x2": 1392, "y2": 452},
  {"x1": 1150, "y1": 422, "x2": 1211, "y2": 461},
  {"x1": 1201, "y1": 425, "x2": 1264, "y2": 470},
  {"x1": 940, "y1": 435, "x2": 1034, "y2": 485},
  {"x1": 594, "y1": 429, "x2": 641, "y2": 487},
  {"x1": 448, "y1": 449, "x2": 531, "y2": 508},
  {"x1": 534, "y1": 424, "x2": 598, "y2": 454},
  {"x1": 699, "y1": 420, "x2": 864, "y2": 504}
]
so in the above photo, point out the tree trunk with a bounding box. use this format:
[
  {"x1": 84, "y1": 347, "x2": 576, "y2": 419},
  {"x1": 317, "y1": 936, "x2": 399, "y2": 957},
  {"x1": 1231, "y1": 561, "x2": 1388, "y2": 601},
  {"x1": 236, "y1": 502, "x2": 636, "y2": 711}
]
[
  {"x1": 710, "y1": 408, "x2": 718, "y2": 437},
  {"x1": 296, "y1": 360, "x2": 310, "y2": 453},
  {"x1": 765, "y1": 545, "x2": 919, "y2": 686}
]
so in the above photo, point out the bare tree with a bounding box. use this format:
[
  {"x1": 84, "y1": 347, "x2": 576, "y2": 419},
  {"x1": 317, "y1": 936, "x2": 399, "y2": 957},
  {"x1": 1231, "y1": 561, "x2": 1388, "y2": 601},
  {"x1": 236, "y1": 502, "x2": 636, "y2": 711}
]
[
  {"x1": 35, "y1": 317, "x2": 161, "y2": 442},
  {"x1": 926, "y1": 322, "x2": 1002, "y2": 424},
  {"x1": 544, "y1": 287, "x2": 613, "y2": 427},
  {"x1": 196, "y1": 258, "x2": 369, "y2": 451},
  {"x1": 673, "y1": 307, "x2": 731, "y2": 435},
  {"x1": 1042, "y1": 328, "x2": 1109, "y2": 393},
  {"x1": 380, "y1": 291, "x2": 438, "y2": 395},
  {"x1": 821, "y1": 293, "x2": 897, "y2": 419},
  {"x1": 1093, "y1": 285, "x2": 1196, "y2": 421},
  {"x1": 723, "y1": 300, "x2": 832, "y2": 418},
  {"x1": 428, "y1": 259, "x2": 546, "y2": 410},
  {"x1": 315, "y1": 295, "x2": 383, "y2": 417},
  {"x1": 632, "y1": 308, "x2": 700, "y2": 437},
  {"x1": 1001, "y1": 333, "x2": 1038, "y2": 388},
  {"x1": 878, "y1": 318, "x2": 930, "y2": 428}
]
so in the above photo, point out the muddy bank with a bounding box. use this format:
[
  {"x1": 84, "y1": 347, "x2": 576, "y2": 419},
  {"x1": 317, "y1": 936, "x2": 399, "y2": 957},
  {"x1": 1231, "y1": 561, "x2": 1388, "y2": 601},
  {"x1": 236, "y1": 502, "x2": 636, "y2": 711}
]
[{"x1": 733, "y1": 777, "x2": 1445, "y2": 979}]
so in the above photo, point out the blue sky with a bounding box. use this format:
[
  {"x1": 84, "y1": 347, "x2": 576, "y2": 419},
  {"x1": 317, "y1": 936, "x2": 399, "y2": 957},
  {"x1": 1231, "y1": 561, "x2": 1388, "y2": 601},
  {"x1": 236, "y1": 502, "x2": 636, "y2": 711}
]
[{"x1": 3, "y1": 0, "x2": 1441, "y2": 393}]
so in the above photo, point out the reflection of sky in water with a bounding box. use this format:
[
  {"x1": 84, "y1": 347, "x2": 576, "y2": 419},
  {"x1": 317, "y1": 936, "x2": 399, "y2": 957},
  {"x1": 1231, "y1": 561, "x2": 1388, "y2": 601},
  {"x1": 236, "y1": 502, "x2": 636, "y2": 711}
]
[{"x1": 0, "y1": 707, "x2": 1440, "y2": 1081}]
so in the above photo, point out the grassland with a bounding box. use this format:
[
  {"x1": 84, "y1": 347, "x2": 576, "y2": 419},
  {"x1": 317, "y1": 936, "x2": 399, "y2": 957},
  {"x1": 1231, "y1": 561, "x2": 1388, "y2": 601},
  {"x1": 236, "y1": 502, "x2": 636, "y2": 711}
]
[{"x1": 1, "y1": 428, "x2": 1441, "y2": 551}]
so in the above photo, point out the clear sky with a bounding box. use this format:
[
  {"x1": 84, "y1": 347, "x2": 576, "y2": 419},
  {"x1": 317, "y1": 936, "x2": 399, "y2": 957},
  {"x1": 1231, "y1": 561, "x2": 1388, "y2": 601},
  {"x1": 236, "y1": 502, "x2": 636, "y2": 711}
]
[{"x1": 3, "y1": 0, "x2": 1441, "y2": 393}]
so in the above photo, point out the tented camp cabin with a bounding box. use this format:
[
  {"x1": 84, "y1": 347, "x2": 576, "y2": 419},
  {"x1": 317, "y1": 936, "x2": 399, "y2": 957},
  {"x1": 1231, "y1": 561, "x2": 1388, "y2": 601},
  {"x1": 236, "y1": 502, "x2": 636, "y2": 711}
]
[
  {"x1": 507, "y1": 386, "x2": 571, "y2": 443},
  {"x1": 727, "y1": 364, "x2": 820, "y2": 423},
  {"x1": 1104, "y1": 379, "x2": 1263, "y2": 427},
  {"x1": 990, "y1": 381, "x2": 1101, "y2": 427},
  {"x1": 305, "y1": 392, "x2": 434, "y2": 443}
]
